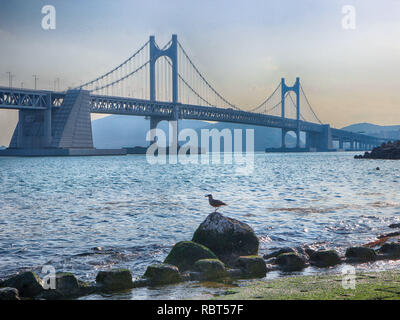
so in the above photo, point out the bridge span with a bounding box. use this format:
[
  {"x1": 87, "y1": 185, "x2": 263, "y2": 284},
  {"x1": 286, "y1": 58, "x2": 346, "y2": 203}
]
[{"x1": 0, "y1": 35, "x2": 386, "y2": 155}]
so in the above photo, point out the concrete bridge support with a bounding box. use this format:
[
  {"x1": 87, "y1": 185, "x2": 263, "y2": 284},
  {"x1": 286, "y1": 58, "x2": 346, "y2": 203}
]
[
  {"x1": 9, "y1": 90, "x2": 93, "y2": 150},
  {"x1": 304, "y1": 124, "x2": 333, "y2": 151}
]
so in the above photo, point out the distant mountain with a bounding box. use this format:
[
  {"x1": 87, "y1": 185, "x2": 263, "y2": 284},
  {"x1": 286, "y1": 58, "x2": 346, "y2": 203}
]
[
  {"x1": 92, "y1": 115, "x2": 296, "y2": 151},
  {"x1": 342, "y1": 123, "x2": 400, "y2": 140},
  {"x1": 92, "y1": 116, "x2": 206, "y2": 149}
]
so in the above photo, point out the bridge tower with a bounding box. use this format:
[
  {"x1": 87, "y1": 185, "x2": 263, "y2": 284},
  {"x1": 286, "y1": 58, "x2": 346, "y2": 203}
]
[
  {"x1": 149, "y1": 34, "x2": 179, "y2": 148},
  {"x1": 281, "y1": 77, "x2": 300, "y2": 149}
]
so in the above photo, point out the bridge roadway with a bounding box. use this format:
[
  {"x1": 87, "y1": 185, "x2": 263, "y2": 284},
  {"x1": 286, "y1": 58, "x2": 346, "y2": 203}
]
[{"x1": 0, "y1": 87, "x2": 385, "y2": 151}]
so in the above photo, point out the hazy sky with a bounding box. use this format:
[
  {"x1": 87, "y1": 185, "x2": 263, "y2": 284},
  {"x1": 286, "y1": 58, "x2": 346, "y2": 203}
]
[{"x1": 0, "y1": 0, "x2": 399, "y2": 145}]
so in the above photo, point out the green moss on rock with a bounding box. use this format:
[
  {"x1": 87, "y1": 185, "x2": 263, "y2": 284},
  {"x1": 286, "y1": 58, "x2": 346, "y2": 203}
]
[
  {"x1": 164, "y1": 241, "x2": 217, "y2": 272},
  {"x1": 236, "y1": 256, "x2": 268, "y2": 278},
  {"x1": 144, "y1": 263, "x2": 182, "y2": 286},
  {"x1": 194, "y1": 259, "x2": 227, "y2": 280},
  {"x1": 96, "y1": 269, "x2": 133, "y2": 291}
]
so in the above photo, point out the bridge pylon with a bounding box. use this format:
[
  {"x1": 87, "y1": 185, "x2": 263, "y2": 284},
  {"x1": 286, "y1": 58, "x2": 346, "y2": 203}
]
[
  {"x1": 281, "y1": 77, "x2": 300, "y2": 148},
  {"x1": 149, "y1": 35, "x2": 179, "y2": 149}
]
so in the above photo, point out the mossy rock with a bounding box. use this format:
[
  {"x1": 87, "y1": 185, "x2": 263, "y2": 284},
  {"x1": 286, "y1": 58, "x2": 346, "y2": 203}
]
[
  {"x1": 345, "y1": 247, "x2": 377, "y2": 262},
  {"x1": 275, "y1": 252, "x2": 308, "y2": 272},
  {"x1": 192, "y1": 212, "x2": 259, "y2": 265},
  {"x1": 310, "y1": 250, "x2": 342, "y2": 268},
  {"x1": 164, "y1": 241, "x2": 217, "y2": 272},
  {"x1": 263, "y1": 247, "x2": 297, "y2": 260},
  {"x1": 0, "y1": 287, "x2": 20, "y2": 300},
  {"x1": 96, "y1": 269, "x2": 133, "y2": 291},
  {"x1": 1, "y1": 271, "x2": 43, "y2": 297},
  {"x1": 194, "y1": 259, "x2": 227, "y2": 280},
  {"x1": 236, "y1": 256, "x2": 268, "y2": 278},
  {"x1": 39, "y1": 272, "x2": 95, "y2": 299},
  {"x1": 143, "y1": 263, "x2": 182, "y2": 286}
]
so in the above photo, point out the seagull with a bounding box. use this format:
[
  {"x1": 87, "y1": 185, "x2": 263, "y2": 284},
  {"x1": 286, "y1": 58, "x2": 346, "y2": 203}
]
[{"x1": 205, "y1": 194, "x2": 227, "y2": 212}]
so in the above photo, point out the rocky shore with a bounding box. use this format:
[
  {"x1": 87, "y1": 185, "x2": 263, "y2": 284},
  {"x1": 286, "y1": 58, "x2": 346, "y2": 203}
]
[
  {"x1": 1, "y1": 211, "x2": 400, "y2": 300},
  {"x1": 355, "y1": 141, "x2": 400, "y2": 159}
]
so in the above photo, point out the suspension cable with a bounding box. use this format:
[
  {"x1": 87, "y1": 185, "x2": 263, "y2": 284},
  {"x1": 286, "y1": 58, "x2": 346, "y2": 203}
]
[
  {"x1": 91, "y1": 61, "x2": 150, "y2": 93},
  {"x1": 178, "y1": 41, "x2": 239, "y2": 110},
  {"x1": 248, "y1": 83, "x2": 281, "y2": 112},
  {"x1": 300, "y1": 84, "x2": 323, "y2": 124},
  {"x1": 77, "y1": 40, "x2": 150, "y2": 90}
]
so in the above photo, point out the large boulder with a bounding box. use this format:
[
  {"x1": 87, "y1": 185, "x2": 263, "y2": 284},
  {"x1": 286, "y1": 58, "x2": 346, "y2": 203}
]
[
  {"x1": 345, "y1": 247, "x2": 377, "y2": 262},
  {"x1": 0, "y1": 287, "x2": 20, "y2": 300},
  {"x1": 310, "y1": 250, "x2": 342, "y2": 267},
  {"x1": 96, "y1": 269, "x2": 133, "y2": 291},
  {"x1": 0, "y1": 271, "x2": 43, "y2": 297},
  {"x1": 275, "y1": 252, "x2": 308, "y2": 271},
  {"x1": 143, "y1": 263, "x2": 182, "y2": 286},
  {"x1": 193, "y1": 259, "x2": 227, "y2": 280},
  {"x1": 192, "y1": 212, "x2": 259, "y2": 265},
  {"x1": 236, "y1": 256, "x2": 268, "y2": 278},
  {"x1": 164, "y1": 241, "x2": 217, "y2": 272}
]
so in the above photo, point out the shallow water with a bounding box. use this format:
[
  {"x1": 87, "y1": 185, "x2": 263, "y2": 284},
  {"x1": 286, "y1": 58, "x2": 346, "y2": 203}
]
[{"x1": 0, "y1": 152, "x2": 399, "y2": 299}]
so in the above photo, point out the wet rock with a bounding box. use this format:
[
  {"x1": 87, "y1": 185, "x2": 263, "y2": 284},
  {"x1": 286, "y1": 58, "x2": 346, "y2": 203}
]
[
  {"x1": 164, "y1": 241, "x2": 217, "y2": 272},
  {"x1": 310, "y1": 250, "x2": 342, "y2": 268},
  {"x1": 0, "y1": 287, "x2": 20, "y2": 300},
  {"x1": 96, "y1": 269, "x2": 134, "y2": 291},
  {"x1": 143, "y1": 263, "x2": 182, "y2": 286},
  {"x1": 304, "y1": 248, "x2": 317, "y2": 257},
  {"x1": 132, "y1": 278, "x2": 150, "y2": 288},
  {"x1": 226, "y1": 268, "x2": 244, "y2": 278},
  {"x1": 236, "y1": 256, "x2": 268, "y2": 278},
  {"x1": 180, "y1": 272, "x2": 191, "y2": 282},
  {"x1": 187, "y1": 271, "x2": 203, "y2": 281},
  {"x1": 263, "y1": 247, "x2": 296, "y2": 260},
  {"x1": 192, "y1": 212, "x2": 259, "y2": 265},
  {"x1": 264, "y1": 246, "x2": 308, "y2": 260},
  {"x1": 193, "y1": 259, "x2": 227, "y2": 281},
  {"x1": 377, "y1": 243, "x2": 400, "y2": 259},
  {"x1": 378, "y1": 231, "x2": 400, "y2": 239},
  {"x1": 345, "y1": 247, "x2": 377, "y2": 263},
  {"x1": 275, "y1": 252, "x2": 308, "y2": 271},
  {"x1": 39, "y1": 273, "x2": 95, "y2": 299},
  {"x1": 0, "y1": 271, "x2": 43, "y2": 297}
]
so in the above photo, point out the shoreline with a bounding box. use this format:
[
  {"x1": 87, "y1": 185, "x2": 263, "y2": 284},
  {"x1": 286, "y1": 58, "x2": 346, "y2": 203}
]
[{"x1": 215, "y1": 269, "x2": 400, "y2": 300}]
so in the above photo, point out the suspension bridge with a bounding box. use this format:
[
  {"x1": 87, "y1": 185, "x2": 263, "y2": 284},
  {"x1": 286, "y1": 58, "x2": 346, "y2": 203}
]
[{"x1": 0, "y1": 35, "x2": 385, "y2": 156}]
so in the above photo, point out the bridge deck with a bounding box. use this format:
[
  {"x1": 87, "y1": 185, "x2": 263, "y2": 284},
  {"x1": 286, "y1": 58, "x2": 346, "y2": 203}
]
[{"x1": 0, "y1": 87, "x2": 385, "y2": 145}]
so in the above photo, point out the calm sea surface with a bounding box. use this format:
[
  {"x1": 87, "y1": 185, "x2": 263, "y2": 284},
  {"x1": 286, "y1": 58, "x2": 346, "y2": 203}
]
[{"x1": 0, "y1": 152, "x2": 399, "y2": 299}]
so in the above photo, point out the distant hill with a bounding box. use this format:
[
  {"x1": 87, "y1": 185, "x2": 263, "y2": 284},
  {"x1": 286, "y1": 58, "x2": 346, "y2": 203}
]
[
  {"x1": 342, "y1": 123, "x2": 400, "y2": 140},
  {"x1": 92, "y1": 115, "x2": 296, "y2": 151}
]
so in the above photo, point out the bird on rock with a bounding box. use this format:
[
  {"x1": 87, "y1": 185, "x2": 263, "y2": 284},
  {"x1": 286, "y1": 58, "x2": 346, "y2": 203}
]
[{"x1": 205, "y1": 194, "x2": 227, "y2": 212}]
